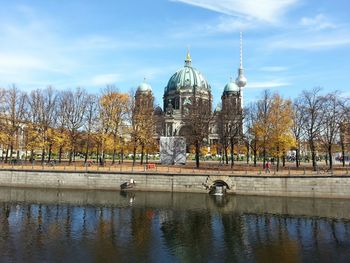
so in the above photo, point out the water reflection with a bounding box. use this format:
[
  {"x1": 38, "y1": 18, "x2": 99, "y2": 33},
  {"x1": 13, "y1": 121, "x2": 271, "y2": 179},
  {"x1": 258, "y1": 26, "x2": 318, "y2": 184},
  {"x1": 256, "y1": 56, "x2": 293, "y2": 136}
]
[{"x1": 0, "y1": 188, "x2": 349, "y2": 262}]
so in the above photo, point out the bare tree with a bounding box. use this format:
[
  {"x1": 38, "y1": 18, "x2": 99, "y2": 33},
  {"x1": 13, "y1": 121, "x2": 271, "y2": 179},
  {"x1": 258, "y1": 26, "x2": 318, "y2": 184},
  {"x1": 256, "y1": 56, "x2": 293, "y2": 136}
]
[
  {"x1": 244, "y1": 103, "x2": 259, "y2": 166},
  {"x1": 320, "y1": 93, "x2": 348, "y2": 169},
  {"x1": 28, "y1": 87, "x2": 58, "y2": 163},
  {"x1": 83, "y1": 94, "x2": 99, "y2": 163},
  {"x1": 3, "y1": 85, "x2": 27, "y2": 162},
  {"x1": 60, "y1": 88, "x2": 88, "y2": 164},
  {"x1": 339, "y1": 102, "x2": 350, "y2": 167},
  {"x1": 182, "y1": 93, "x2": 212, "y2": 168},
  {"x1": 216, "y1": 106, "x2": 229, "y2": 164},
  {"x1": 218, "y1": 101, "x2": 243, "y2": 167},
  {"x1": 256, "y1": 90, "x2": 272, "y2": 168},
  {"x1": 291, "y1": 98, "x2": 304, "y2": 167},
  {"x1": 299, "y1": 87, "x2": 325, "y2": 171}
]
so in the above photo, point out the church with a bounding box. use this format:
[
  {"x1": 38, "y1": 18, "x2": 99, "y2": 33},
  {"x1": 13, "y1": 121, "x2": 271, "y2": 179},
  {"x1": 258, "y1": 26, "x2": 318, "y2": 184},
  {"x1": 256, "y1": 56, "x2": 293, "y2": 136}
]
[{"x1": 134, "y1": 33, "x2": 247, "y2": 150}]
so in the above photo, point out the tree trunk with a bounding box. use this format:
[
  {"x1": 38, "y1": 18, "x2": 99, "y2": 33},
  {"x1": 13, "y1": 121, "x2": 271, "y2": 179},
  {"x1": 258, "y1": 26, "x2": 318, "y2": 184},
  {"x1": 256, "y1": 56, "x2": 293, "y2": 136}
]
[
  {"x1": 195, "y1": 141, "x2": 200, "y2": 168},
  {"x1": 48, "y1": 144, "x2": 52, "y2": 163},
  {"x1": 69, "y1": 150, "x2": 73, "y2": 164},
  {"x1": 5, "y1": 147, "x2": 9, "y2": 163},
  {"x1": 9, "y1": 144, "x2": 14, "y2": 161},
  {"x1": 41, "y1": 148, "x2": 45, "y2": 164},
  {"x1": 30, "y1": 149, "x2": 34, "y2": 163},
  {"x1": 96, "y1": 145, "x2": 100, "y2": 164},
  {"x1": 276, "y1": 146, "x2": 280, "y2": 171},
  {"x1": 140, "y1": 144, "x2": 144, "y2": 165},
  {"x1": 263, "y1": 147, "x2": 266, "y2": 169},
  {"x1": 230, "y1": 140, "x2": 234, "y2": 168},
  {"x1": 224, "y1": 146, "x2": 228, "y2": 165},
  {"x1": 253, "y1": 140, "x2": 257, "y2": 167},
  {"x1": 47, "y1": 145, "x2": 52, "y2": 162},
  {"x1": 112, "y1": 147, "x2": 116, "y2": 165},
  {"x1": 341, "y1": 142, "x2": 345, "y2": 167},
  {"x1": 328, "y1": 144, "x2": 333, "y2": 170},
  {"x1": 132, "y1": 144, "x2": 137, "y2": 166},
  {"x1": 246, "y1": 141, "x2": 250, "y2": 164},
  {"x1": 102, "y1": 151, "x2": 105, "y2": 165},
  {"x1": 253, "y1": 148, "x2": 257, "y2": 167},
  {"x1": 296, "y1": 147, "x2": 300, "y2": 168},
  {"x1": 282, "y1": 153, "x2": 286, "y2": 167},
  {"x1": 84, "y1": 144, "x2": 89, "y2": 164},
  {"x1": 310, "y1": 142, "x2": 317, "y2": 171},
  {"x1": 58, "y1": 147, "x2": 63, "y2": 163}
]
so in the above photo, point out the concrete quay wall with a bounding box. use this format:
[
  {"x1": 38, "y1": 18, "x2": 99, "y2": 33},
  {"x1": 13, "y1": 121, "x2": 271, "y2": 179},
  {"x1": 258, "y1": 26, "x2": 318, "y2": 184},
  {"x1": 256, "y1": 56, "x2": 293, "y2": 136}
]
[{"x1": 0, "y1": 169, "x2": 350, "y2": 198}]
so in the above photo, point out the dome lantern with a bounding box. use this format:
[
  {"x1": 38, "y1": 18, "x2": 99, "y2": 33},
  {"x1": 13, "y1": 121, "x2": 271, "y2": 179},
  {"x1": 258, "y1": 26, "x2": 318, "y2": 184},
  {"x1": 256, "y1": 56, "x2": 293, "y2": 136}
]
[{"x1": 184, "y1": 48, "x2": 192, "y2": 67}]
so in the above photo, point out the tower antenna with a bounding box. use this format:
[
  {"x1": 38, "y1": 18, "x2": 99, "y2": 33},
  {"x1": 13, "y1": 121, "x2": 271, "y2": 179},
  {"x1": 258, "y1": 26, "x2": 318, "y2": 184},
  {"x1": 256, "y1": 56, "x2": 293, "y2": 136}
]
[{"x1": 240, "y1": 32, "x2": 243, "y2": 69}]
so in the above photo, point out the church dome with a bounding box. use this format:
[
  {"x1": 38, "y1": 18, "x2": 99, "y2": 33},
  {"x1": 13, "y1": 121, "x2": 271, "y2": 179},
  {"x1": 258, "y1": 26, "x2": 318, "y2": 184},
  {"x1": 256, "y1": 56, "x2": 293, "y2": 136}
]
[
  {"x1": 165, "y1": 51, "x2": 211, "y2": 93},
  {"x1": 137, "y1": 80, "x2": 152, "y2": 93},
  {"x1": 223, "y1": 80, "x2": 239, "y2": 93}
]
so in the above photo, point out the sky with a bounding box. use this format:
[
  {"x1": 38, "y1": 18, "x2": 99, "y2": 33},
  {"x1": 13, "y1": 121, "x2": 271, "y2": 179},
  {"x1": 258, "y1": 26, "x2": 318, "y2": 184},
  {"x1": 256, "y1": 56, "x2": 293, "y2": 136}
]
[{"x1": 0, "y1": 0, "x2": 349, "y2": 107}]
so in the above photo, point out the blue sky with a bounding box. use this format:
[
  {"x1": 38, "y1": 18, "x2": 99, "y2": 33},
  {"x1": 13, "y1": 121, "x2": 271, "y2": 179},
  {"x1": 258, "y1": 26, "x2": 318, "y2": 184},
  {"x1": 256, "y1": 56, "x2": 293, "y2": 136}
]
[{"x1": 0, "y1": 0, "x2": 349, "y2": 107}]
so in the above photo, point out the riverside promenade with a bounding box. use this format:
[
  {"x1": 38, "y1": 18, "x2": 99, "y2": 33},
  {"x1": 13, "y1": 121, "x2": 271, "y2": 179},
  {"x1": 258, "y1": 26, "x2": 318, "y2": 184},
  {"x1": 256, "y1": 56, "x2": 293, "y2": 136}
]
[{"x1": 0, "y1": 161, "x2": 350, "y2": 199}]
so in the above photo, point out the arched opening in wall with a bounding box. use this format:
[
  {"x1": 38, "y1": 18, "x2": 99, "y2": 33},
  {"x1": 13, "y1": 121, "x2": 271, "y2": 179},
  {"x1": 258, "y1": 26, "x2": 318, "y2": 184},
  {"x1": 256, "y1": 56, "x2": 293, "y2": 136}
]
[{"x1": 209, "y1": 180, "x2": 230, "y2": 195}]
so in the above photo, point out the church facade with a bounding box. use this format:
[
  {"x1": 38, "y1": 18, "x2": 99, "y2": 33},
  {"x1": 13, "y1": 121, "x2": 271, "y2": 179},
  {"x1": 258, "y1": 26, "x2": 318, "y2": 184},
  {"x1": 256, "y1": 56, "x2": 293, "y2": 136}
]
[{"x1": 135, "y1": 34, "x2": 247, "y2": 150}]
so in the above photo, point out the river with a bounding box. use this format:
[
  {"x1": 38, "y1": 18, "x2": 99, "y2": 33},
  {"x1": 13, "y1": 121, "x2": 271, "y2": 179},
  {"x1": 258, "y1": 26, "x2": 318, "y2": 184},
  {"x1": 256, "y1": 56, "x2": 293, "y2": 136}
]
[{"x1": 0, "y1": 187, "x2": 349, "y2": 262}]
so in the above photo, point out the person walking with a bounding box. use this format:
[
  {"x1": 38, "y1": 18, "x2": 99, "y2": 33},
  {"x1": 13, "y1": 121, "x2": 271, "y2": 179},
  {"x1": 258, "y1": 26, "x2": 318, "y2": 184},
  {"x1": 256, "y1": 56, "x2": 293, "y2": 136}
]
[{"x1": 265, "y1": 161, "x2": 271, "y2": 173}]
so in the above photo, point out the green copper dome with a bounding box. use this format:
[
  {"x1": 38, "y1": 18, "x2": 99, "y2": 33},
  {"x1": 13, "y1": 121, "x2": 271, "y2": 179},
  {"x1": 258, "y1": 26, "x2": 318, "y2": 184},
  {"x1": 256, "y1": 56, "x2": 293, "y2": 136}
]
[
  {"x1": 165, "y1": 52, "x2": 211, "y2": 93},
  {"x1": 223, "y1": 81, "x2": 239, "y2": 94}
]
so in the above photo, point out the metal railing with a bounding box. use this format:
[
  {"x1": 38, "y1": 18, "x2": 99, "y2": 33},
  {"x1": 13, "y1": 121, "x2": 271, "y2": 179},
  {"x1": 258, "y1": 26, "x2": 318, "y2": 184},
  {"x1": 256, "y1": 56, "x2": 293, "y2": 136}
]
[{"x1": 0, "y1": 160, "x2": 349, "y2": 176}]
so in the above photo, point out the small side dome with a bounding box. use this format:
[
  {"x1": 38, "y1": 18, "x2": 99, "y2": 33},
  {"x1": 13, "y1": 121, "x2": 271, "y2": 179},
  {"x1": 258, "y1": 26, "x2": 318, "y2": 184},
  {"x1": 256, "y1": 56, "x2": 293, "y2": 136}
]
[
  {"x1": 223, "y1": 81, "x2": 239, "y2": 93},
  {"x1": 137, "y1": 79, "x2": 152, "y2": 93},
  {"x1": 214, "y1": 104, "x2": 221, "y2": 112}
]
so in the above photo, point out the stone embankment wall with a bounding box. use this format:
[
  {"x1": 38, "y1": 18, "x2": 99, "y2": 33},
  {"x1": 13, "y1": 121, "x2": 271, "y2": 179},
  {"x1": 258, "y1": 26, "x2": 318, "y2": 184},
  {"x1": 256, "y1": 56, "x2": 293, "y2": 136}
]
[{"x1": 0, "y1": 169, "x2": 350, "y2": 198}]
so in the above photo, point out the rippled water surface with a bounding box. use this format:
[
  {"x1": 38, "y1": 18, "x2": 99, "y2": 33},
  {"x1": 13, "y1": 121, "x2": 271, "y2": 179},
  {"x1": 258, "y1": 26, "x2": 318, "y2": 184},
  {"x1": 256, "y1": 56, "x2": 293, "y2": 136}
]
[{"x1": 0, "y1": 188, "x2": 350, "y2": 262}]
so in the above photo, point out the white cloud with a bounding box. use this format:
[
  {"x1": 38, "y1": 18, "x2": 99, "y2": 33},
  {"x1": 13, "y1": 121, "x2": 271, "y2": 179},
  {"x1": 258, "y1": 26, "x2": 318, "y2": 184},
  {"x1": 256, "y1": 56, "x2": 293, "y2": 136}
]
[
  {"x1": 173, "y1": 0, "x2": 299, "y2": 23},
  {"x1": 0, "y1": 53, "x2": 46, "y2": 71},
  {"x1": 270, "y1": 32, "x2": 350, "y2": 50},
  {"x1": 300, "y1": 14, "x2": 336, "y2": 31},
  {"x1": 247, "y1": 80, "x2": 290, "y2": 89},
  {"x1": 91, "y1": 74, "x2": 122, "y2": 86},
  {"x1": 210, "y1": 16, "x2": 255, "y2": 33}
]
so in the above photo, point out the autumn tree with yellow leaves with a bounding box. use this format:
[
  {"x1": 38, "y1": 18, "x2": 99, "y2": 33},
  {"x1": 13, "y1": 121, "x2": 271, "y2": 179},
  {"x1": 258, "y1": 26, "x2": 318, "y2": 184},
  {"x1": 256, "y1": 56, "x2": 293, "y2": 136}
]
[
  {"x1": 267, "y1": 94, "x2": 295, "y2": 171},
  {"x1": 130, "y1": 88, "x2": 156, "y2": 165},
  {"x1": 99, "y1": 86, "x2": 129, "y2": 164}
]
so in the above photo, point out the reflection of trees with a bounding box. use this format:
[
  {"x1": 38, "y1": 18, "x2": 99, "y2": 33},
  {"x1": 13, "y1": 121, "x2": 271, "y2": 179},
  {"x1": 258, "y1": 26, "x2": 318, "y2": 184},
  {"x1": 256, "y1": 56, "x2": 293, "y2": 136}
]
[
  {"x1": 252, "y1": 215, "x2": 301, "y2": 263},
  {"x1": 2, "y1": 192, "x2": 350, "y2": 262},
  {"x1": 161, "y1": 212, "x2": 213, "y2": 262},
  {"x1": 93, "y1": 207, "x2": 119, "y2": 261},
  {"x1": 129, "y1": 208, "x2": 153, "y2": 262},
  {"x1": 220, "y1": 213, "x2": 246, "y2": 262}
]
